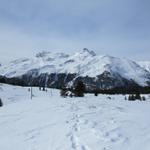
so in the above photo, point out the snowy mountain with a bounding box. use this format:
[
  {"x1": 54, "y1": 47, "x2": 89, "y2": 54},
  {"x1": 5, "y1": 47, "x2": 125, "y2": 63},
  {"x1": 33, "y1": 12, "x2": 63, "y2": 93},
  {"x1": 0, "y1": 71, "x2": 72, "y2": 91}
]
[{"x1": 0, "y1": 49, "x2": 150, "y2": 89}]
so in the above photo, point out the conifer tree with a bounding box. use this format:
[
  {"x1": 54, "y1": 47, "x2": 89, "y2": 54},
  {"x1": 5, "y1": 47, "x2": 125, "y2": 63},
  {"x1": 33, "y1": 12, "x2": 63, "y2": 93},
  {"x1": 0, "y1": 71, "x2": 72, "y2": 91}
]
[
  {"x1": 0, "y1": 98, "x2": 3, "y2": 107},
  {"x1": 74, "y1": 81, "x2": 85, "y2": 97}
]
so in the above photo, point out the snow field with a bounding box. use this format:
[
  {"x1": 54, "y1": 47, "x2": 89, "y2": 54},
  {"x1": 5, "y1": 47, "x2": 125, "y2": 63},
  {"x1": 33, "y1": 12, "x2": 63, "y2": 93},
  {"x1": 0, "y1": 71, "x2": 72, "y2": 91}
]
[{"x1": 0, "y1": 84, "x2": 150, "y2": 150}]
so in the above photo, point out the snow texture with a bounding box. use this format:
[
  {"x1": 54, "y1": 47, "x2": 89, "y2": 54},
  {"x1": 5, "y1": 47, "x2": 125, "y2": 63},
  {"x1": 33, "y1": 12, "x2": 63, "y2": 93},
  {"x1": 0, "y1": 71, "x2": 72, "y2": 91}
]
[
  {"x1": 0, "y1": 83, "x2": 150, "y2": 150},
  {"x1": 138, "y1": 61, "x2": 150, "y2": 73}
]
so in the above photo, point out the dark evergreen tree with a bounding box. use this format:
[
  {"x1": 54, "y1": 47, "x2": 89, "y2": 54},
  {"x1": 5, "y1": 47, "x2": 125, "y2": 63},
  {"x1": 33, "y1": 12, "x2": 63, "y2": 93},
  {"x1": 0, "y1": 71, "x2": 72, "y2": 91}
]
[
  {"x1": 135, "y1": 92, "x2": 141, "y2": 100},
  {"x1": 128, "y1": 95, "x2": 131, "y2": 100},
  {"x1": 94, "y1": 92, "x2": 98, "y2": 96},
  {"x1": 131, "y1": 94, "x2": 136, "y2": 101},
  {"x1": 128, "y1": 95, "x2": 136, "y2": 101},
  {"x1": 142, "y1": 96, "x2": 146, "y2": 101},
  {"x1": 125, "y1": 96, "x2": 127, "y2": 100},
  {"x1": 42, "y1": 86, "x2": 45, "y2": 91},
  {"x1": 0, "y1": 98, "x2": 3, "y2": 107},
  {"x1": 132, "y1": 88, "x2": 141, "y2": 100},
  {"x1": 74, "y1": 81, "x2": 85, "y2": 97}
]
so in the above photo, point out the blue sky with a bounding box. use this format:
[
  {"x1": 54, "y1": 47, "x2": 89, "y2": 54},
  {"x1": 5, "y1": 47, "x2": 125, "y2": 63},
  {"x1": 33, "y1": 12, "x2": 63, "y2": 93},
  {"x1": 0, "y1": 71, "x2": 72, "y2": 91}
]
[{"x1": 0, "y1": 0, "x2": 150, "y2": 62}]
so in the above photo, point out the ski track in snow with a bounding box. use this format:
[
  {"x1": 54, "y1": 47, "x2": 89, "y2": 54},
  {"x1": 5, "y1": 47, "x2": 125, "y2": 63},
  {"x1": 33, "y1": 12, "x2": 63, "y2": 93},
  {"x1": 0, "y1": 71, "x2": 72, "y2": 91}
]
[{"x1": 0, "y1": 84, "x2": 150, "y2": 150}]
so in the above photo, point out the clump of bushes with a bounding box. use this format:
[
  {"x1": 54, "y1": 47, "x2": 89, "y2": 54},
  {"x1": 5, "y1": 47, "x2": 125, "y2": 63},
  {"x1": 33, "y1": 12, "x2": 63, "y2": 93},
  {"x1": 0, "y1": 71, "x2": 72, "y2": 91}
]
[{"x1": 128, "y1": 93, "x2": 146, "y2": 101}]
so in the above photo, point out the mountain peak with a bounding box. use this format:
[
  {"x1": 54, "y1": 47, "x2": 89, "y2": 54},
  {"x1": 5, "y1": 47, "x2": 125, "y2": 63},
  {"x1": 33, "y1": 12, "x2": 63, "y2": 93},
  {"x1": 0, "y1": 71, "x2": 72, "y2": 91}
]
[{"x1": 82, "y1": 48, "x2": 96, "y2": 56}]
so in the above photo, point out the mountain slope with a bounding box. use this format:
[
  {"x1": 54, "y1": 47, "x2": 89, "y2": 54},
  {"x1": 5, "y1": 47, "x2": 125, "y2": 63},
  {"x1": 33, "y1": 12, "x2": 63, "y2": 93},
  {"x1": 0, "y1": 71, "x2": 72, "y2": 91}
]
[{"x1": 138, "y1": 61, "x2": 150, "y2": 73}]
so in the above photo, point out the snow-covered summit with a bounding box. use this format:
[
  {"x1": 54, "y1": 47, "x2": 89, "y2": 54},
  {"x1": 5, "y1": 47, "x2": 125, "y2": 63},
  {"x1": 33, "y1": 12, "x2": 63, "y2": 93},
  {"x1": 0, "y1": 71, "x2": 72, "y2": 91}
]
[{"x1": 82, "y1": 48, "x2": 96, "y2": 56}]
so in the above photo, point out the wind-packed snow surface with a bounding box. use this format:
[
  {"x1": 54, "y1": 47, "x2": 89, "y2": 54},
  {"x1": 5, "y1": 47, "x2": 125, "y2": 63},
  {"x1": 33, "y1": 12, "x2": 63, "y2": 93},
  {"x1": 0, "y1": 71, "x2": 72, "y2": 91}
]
[
  {"x1": 0, "y1": 49, "x2": 150, "y2": 86},
  {"x1": 0, "y1": 84, "x2": 150, "y2": 150}
]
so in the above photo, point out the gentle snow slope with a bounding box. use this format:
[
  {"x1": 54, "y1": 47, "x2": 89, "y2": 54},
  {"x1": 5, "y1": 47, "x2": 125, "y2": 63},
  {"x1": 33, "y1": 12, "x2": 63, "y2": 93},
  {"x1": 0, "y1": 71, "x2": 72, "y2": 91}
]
[{"x1": 0, "y1": 84, "x2": 150, "y2": 150}]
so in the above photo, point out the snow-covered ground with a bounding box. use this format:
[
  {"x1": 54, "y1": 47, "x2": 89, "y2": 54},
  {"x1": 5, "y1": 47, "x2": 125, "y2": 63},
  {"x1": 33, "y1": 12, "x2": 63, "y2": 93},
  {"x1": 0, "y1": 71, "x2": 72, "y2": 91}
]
[{"x1": 0, "y1": 84, "x2": 150, "y2": 150}]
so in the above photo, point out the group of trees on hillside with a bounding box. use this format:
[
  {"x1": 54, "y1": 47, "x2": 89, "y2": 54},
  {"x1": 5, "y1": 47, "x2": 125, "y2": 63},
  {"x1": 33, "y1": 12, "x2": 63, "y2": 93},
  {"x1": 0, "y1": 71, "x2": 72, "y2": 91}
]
[
  {"x1": 1, "y1": 74, "x2": 150, "y2": 94},
  {"x1": 127, "y1": 92, "x2": 146, "y2": 101},
  {"x1": 90, "y1": 86, "x2": 150, "y2": 95},
  {"x1": 60, "y1": 80, "x2": 147, "y2": 101}
]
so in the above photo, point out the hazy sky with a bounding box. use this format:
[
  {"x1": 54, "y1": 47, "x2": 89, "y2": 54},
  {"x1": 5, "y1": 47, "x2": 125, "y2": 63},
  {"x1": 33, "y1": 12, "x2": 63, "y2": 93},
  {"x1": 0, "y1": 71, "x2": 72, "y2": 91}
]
[{"x1": 0, "y1": 0, "x2": 150, "y2": 62}]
